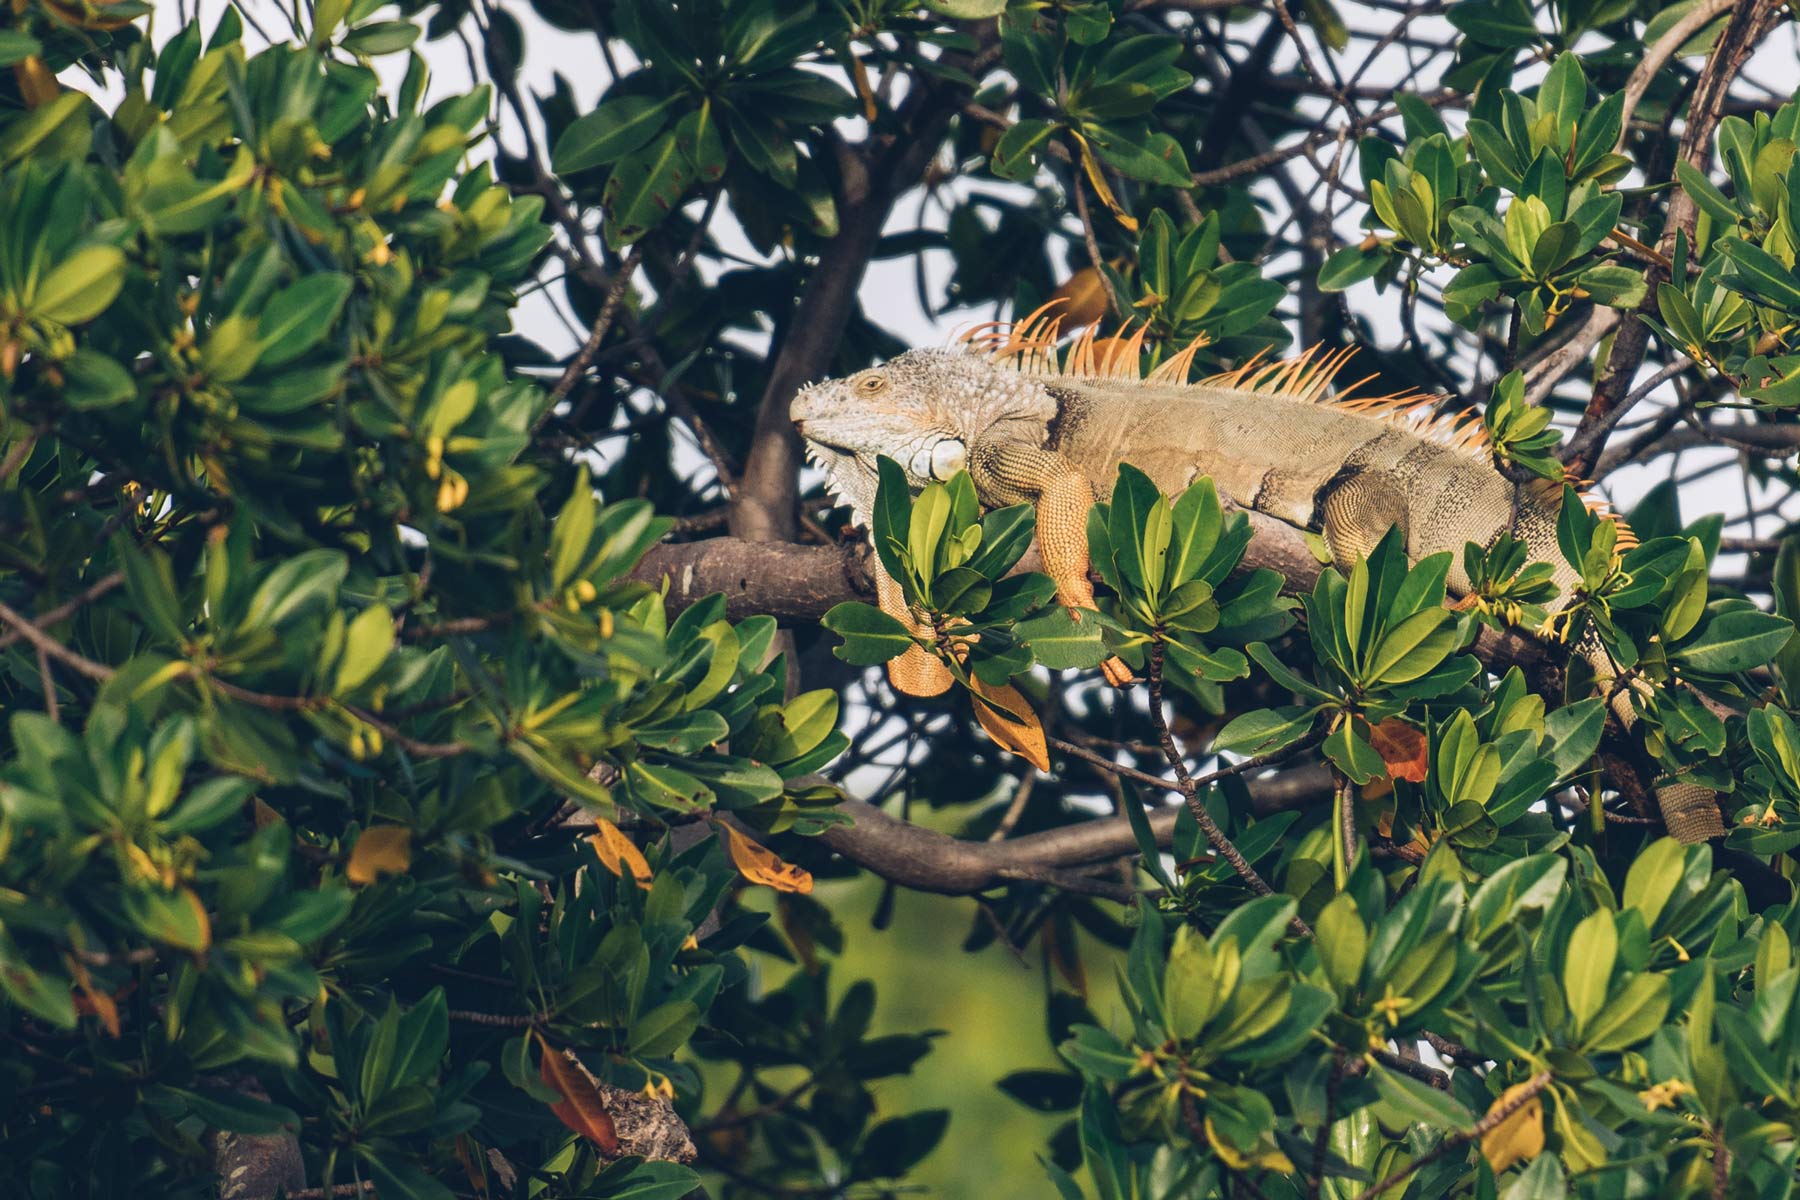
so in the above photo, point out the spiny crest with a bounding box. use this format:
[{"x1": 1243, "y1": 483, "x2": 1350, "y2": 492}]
[
  {"x1": 1526, "y1": 477, "x2": 1640, "y2": 550},
  {"x1": 959, "y1": 300, "x2": 1492, "y2": 461}
]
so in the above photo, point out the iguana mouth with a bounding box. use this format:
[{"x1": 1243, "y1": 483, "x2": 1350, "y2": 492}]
[{"x1": 802, "y1": 442, "x2": 877, "y2": 534}]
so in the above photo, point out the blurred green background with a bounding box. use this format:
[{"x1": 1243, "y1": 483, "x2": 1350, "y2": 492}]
[{"x1": 729, "y1": 831, "x2": 1132, "y2": 1198}]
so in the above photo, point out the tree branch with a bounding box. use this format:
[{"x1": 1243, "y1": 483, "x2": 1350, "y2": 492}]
[
  {"x1": 731, "y1": 51, "x2": 982, "y2": 545},
  {"x1": 1565, "y1": 0, "x2": 1785, "y2": 477}
]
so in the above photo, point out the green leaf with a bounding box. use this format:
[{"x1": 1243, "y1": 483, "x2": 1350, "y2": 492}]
[
  {"x1": 1162, "y1": 927, "x2": 1219, "y2": 1039},
  {"x1": 340, "y1": 20, "x2": 420, "y2": 54},
  {"x1": 241, "y1": 549, "x2": 348, "y2": 632},
  {"x1": 1319, "y1": 243, "x2": 1386, "y2": 291},
  {"x1": 1543, "y1": 698, "x2": 1604, "y2": 778},
  {"x1": 1015, "y1": 607, "x2": 1109, "y2": 669},
  {"x1": 1675, "y1": 608, "x2": 1796, "y2": 674},
  {"x1": 61, "y1": 349, "x2": 135, "y2": 409},
  {"x1": 555, "y1": 94, "x2": 681, "y2": 175},
  {"x1": 1210, "y1": 706, "x2": 1316, "y2": 758},
  {"x1": 991, "y1": 118, "x2": 1057, "y2": 182},
  {"x1": 1720, "y1": 237, "x2": 1800, "y2": 313},
  {"x1": 1579, "y1": 972, "x2": 1670, "y2": 1053},
  {"x1": 0, "y1": 31, "x2": 43, "y2": 67},
  {"x1": 629, "y1": 1000, "x2": 701, "y2": 1055},
  {"x1": 257, "y1": 273, "x2": 352, "y2": 367},
  {"x1": 1324, "y1": 720, "x2": 1385, "y2": 785},
  {"x1": 823, "y1": 602, "x2": 916, "y2": 665},
  {"x1": 1314, "y1": 892, "x2": 1366, "y2": 991},
  {"x1": 602, "y1": 130, "x2": 697, "y2": 248},
  {"x1": 33, "y1": 245, "x2": 125, "y2": 324},
  {"x1": 1563, "y1": 909, "x2": 1616, "y2": 1029}
]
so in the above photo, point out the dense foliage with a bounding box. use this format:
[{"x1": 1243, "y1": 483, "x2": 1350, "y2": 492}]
[{"x1": 9, "y1": 0, "x2": 1800, "y2": 1197}]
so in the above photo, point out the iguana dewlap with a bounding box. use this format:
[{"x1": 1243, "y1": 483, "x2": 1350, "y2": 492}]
[{"x1": 791, "y1": 315, "x2": 1724, "y2": 843}]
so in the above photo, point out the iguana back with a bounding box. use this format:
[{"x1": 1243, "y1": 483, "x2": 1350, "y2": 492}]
[{"x1": 791, "y1": 316, "x2": 1724, "y2": 842}]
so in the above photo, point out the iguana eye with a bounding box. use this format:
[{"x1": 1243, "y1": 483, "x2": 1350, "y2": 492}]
[
  {"x1": 855, "y1": 373, "x2": 888, "y2": 395},
  {"x1": 929, "y1": 439, "x2": 967, "y2": 480}
]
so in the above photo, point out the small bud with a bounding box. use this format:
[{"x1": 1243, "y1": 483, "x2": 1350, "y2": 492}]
[{"x1": 574, "y1": 579, "x2": 597, "y2": 603}]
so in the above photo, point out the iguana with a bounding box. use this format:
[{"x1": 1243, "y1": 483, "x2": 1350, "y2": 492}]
[{"x1": 790, "y1": 308, "x2": 1725, "y2": 843}]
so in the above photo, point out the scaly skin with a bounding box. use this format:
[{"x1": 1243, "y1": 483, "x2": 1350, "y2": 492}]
[{"x1": 792, "y1": 343, "x2": 1726, "y2": 842}]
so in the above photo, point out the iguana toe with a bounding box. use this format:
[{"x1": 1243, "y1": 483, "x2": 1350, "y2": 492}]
[{"x1": 1101, "y1": 656, "x2": 1135, "y2": 688}]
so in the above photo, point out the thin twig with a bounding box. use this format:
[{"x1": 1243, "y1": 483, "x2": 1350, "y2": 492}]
[
  {"x1": 1147, "y1": 639, "x2": 1312, "y2": 936},
  {"x1": 0, "y1": 600, "x2": 115, "y2": 680},
  {"x1": 0, "y1": 571, "x2": 124, "y2": 651},
  {"x1": 539, "y1": 243, "x2": 646, "y2": 424}
]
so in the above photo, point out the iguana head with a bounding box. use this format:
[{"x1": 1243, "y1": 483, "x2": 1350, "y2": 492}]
[{"x1": 790, "y1": 347, "x2": 1057, "y2": 527}]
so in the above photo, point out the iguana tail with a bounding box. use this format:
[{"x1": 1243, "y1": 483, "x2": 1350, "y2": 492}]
[{"x1": 1584, "y1": 641, "x2": 1726, "y2": 842}]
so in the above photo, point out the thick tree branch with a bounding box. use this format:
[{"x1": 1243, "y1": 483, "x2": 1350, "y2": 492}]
[
  {"x1": 731, "y1": 54, "x2": 983, "y2": 544},
  {"x1": 817, "y1": 763, "x2": 1332, "y2": 897},
  {"x1": 631, "y1": 511, "x2": 1551, "y2": 676}
]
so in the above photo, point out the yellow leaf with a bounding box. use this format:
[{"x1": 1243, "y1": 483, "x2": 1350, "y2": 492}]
[
  {"x1": 1479, "y1": 1079, "x2": 1546, "y2": 1173},
  {"x1": 534, "y1": 1031, "x2": 620, "y2": 1152},
  {"x1": 14, "y1": 57, "x2": 58, "y2": 109},
  {"x1": 1073, "y1": 136, "x2": 1138, "y2": 233},
  {"x1": 969, "y1": 676, "x2": 1050, "y2": 771},
  {"x1": 1205, "y1": 1114, "x2": 1295, "y2": 1173},
  {"x1": 719, "y1": 822, "x2": 813, "y2": 894},
  {"x1": 587, "y1": 819, "x2": 653, "y2": 891},
  {"x1": 346, "y1": 825, "x2": 411, "y2": 885}
]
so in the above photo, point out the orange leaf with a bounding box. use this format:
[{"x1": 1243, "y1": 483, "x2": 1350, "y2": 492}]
[
  {"x1": 1479, "y1": 1079, "x2": 1546, "y2": 1173},
  {"x1": 535, "y1": 1033, "x2": 620, "y2": 1153},
  {"x1": 346, "y1": 826, "x2": 411, "y2": 885},
  {"x1": 719, "y1": 823, "x2": 814, "y2": 895},
  {"x1": 1050, "y1": 266, "x2": 1110, "y2": 327},
  {"x1": 587, "y1": 819, "x2": 653, "y2": 891},
  {"x1": 969, "y1": 677, "x2": 1051, "y2": 771},
  {"x1": 66, "y1": 959, "x2": 121, "y2": 1038},
  {"x1": 1369, "y1": 718, "x2": 1429, "y2": 783}
]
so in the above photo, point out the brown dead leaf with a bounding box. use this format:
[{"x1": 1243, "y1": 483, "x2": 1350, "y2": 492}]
[
  {"x1": 719, "y1": 823, "x2": 813, "y2": 895},
  {"x1": 588, "y1": 819, "x2": 653, "y2": 891},
  {"x1": 535, "y1": 1032, "x2": 620, "y2": 1154},
  {"x1": 1369, "y1": 718, "x2": 1429, "y2": 783},
  {"x1": 1479, "y1": 1079, "x2": 1546, "y2": 1173},
  {"x1": 66, "y1": 958, "x2": 120, "y2": 1038},
  {"x1": 346, "y1": 825, "x2": 412, "y2": 886},
  {"x1": 969, "y1": 676, "x2": 1051, "y2": 771},
  {"x1": 1049, "y1": 266, "x2": 1111, "y2": 327}
]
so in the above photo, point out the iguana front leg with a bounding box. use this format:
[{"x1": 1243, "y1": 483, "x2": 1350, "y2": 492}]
[
  {"x1": 874, "y1": 563, "x2": 955, "y2": 697},
  {"x1": 971, "y1": 442, "x2": 1135, "y2": 688},
  {"x1": 1317, "y1": 470, "x2": 1411, "y2": 573}
]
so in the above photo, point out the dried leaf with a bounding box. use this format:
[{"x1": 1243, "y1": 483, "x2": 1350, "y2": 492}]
[
  {"x1": 719, "y1": 822, "x2": 814, "y2": 894},
  {"x1": 67, "y1": 958, "x2": 121, "y2": 1038},
  {"x1": 1369, "y1": 718, "x2": 1429, "y2": 783},
  {"x1": 588, "y1": 819, "x2": 653, "y2": 890},
  {"x1": 969, "y1": 676, "x2": 1051, "y2": 771},
  {"x1": 1074, "y1": 138, "x2": 1138, "y2": 232},
  {"x1": 535, "y1": 1033, "x2": 620, "y2": 1153},
  {"x1": 1050, "y1": 266, "x2": 1110, "y2": 327},
  {"x1": 346, "y1": 825, "x2": 411, "y2": 885},
  {"x1": 14, "y1": 57, "x2": 58, "y2": 109},
  {"x1": 1479, "y1": 1079, "x2": 1546, "y2": 1173}
]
